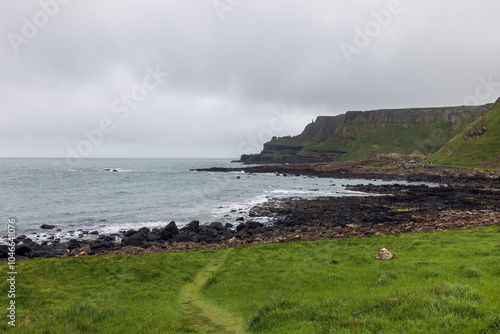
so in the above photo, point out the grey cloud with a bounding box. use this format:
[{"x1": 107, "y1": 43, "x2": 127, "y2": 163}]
[{"x1": 1, "y1": 0, "x2": 499, "y2": 158}]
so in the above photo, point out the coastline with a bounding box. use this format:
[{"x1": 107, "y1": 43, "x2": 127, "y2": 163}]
[{"x1": 3, "y1": 162, "x2": 499, "y2": 260}]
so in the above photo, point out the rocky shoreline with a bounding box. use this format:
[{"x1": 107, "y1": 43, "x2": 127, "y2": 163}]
[
  {"x1": 193, "y1": 163, "x2": 500, "y2": 187},
  {"x1": 2, "y1": 165, "x2": 500, "y2": 260}
]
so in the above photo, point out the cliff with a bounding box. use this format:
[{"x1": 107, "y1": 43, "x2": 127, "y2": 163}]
[{"x1": 240, "y1": 103, "x2": 493, "y2": 163}]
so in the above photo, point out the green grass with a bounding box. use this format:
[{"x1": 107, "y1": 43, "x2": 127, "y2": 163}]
[
  {"x1": 427, "y1": 100, "x2": 500, "y2": 167},
  {"x1": 1, "y1": 227, "x2": 500, "y2": 333},
  {"x1": 203, "y1": 227, "x2": 500, "y2": 333},
  {"x1": 0, "y1": 250, "x2": 214, "y2": 333}
]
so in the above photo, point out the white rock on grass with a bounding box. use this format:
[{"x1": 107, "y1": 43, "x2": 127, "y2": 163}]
[{"x1": 376, "y1": 248, "x2": 394, "y2": 260}]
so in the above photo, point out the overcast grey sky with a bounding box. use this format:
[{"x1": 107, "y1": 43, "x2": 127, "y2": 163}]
[{"x1": 1, "y1": 0, "x2": 499, "y2": 158}]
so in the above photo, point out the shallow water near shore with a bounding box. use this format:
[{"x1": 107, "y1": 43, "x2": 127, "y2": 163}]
[{"x1": 1, "y1": 158, "x2": 414, "y2": 244}]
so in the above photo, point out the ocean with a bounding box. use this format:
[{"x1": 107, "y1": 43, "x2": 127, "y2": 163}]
[{"x1": 1, "y1": 158, "x2": 398, "y2": 243}]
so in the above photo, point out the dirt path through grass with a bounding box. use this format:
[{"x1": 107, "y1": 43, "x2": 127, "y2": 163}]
[{"x1": 179, "y1": 250, "x2": 246, "y2": 333}]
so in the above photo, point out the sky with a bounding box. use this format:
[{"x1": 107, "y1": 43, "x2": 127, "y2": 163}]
[{"x1": 1, "y1": 0, "x2": 499, "y2": 159}]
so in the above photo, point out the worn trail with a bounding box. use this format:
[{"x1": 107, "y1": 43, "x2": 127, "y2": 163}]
[{"x1": 179, "y1": 250, "x2": 246, "y2": 334}]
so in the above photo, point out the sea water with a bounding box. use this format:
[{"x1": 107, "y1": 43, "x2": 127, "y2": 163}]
[{"x1": 0, "y1": 158, "x2": 399, "y2": 243}]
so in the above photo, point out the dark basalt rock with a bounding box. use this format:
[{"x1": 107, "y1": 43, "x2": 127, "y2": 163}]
[
  {"x1": 90, "y1": 240, "x2": 116, "y2": 251},
  {"x1": 209, "y1": 222, "x2": 225, "y2": 231},
  {"x1": 138, "y1": 227, "x2": 150, "y2": 234},
  {"x1": 41, "y1": 224, "x2": 56, "y2": 229},
  {"x1": 124, "y1": 229, "x2": 137, "y2": 237},
  {"x1": 121, "y1": 231, "x2": 148, "y2": 247},
  {"x1": 183, "y1": 220, "x2": 200, "y2": 232},
  {"x1": 175, "y1": 233, "x2": 192, "y2": 243},
  {"x1": 15, "y1": 245, "x2": 32, "y2": 256},
  {"x1": 164, "y1": 221, "x2": 180, "y2": 236},
  {"x1": 0, "y1": 245, "x2": 10, "y2": 258}
]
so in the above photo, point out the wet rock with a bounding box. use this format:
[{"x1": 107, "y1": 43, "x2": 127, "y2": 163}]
[
  {"x1": 67, "y1": 241, "x2": 81, "y2": 251},
  {"x1": 209, "y1": 222, "x2": 225, "y2": 231},
  {"x1": 175, "y1": 233, "x2": 192, "y2": 243},
  {"x1": 121, "y1": 231, "x2": 147, "y2": 247},
  {"x1": 183, "y1": 220, "x2": 200, "y2": 232},
  {"x1": 124, "y1": 229, "x2": 137, "y2": 237},
  {"x1": 146, "y1": 231, "x2": 162, "y2": 242},
  {"x1": 0, "y1": 245, "x2": 10, "y2": 258},
  {"x1": 138, "y1": 227, "x2": 150, "y2": 234},
  {"x1": 15, "y1": 245, "x2": 32, "y2": 256},
  {"x1": 247, "y1": 221, "x2": 263, "y2": 229},
  {"x1": 160, "y1": 230, "x2": 174, "y2": 241},
  {"x1": 164, "y1": 221, "x2": 180, "y2": 236},
  {"x1": 90, "y1": 240, "x2": 116, "y2": 251},
  {"x1": 41, "y1": 224, "x2": 56, "y2": 229}
]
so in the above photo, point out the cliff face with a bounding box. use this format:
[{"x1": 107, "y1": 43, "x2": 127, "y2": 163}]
[
  {"x1": 343, "y1": 106, "x2": 487, "y2": 124},
  {"x1": 297, "y1": 115, "x2": 345, "y2": 141},
  {"x1": 240, "y1": 103, "x2": 493, "y2": 164}
]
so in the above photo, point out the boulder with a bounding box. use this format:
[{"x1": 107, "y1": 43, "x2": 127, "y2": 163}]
[
  {"x1": 121, "y1": 231, "x2": 147, "y2": 247},
  {"x1": 67, "y1": 241, "x2": 81, "y2": 251},
  {"x1": 376, "y1": 248, "x2": 394, "y2": 260},
  {"x1": 175, "y1": 233, "x2": 192, "y2": 243},
  {"x1": 247, "y1": 221, "x2": 263, "y2": 229},
  {"x1": 0, "y1": 245, "x2": 9, "y2": 258},
  {"x1": 41, "y1": 224, "x2": 56, "y2": 229},
  {"x1": 164, "y1": 221, "x2": 180, "y2": 236},
  {"x1": 124, "y1": 229, "x2": 137, "y2": 237},
  {"x1": 138, "y1": 227, "x2": 150, "y2": 234},
  {"x1": 160, "y1": 230, "x2": 173, "y2": 241},
  {"x1": 15, "y1": 245, "x2": 32, "y2": 256},
  {"x1": 209, "y1": 222, "x2": 225, "y2": 231},
  {"x1": 146, "y1": 232, "x2": 162, "y2": 242},
  {"x1": 184, "y1": 220, "x2": 200, "y2": 232}
]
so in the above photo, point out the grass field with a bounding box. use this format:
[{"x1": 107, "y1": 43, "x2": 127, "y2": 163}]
[{"x1": 2, "y1": 226, "x2": 500, "y2": 333}]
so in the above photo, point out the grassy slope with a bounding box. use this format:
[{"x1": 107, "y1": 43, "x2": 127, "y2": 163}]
[
  {"x1": 2, "y1": 227, "x2": 500, "y2": 333},
  {"x1": 331, "y1": 121, "x2": 457, "y2": 161},
  {"x1": 427, "y1": 100, "x2": 500, "y2": 167}
]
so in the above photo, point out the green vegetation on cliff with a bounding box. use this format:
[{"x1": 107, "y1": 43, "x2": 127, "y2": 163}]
[
  {"x1": 249, "y1": 104, "x2": 492, "y2": 163},
  {"x1": 427, "y1": 98, "x2": 500, "y2": 167}
]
